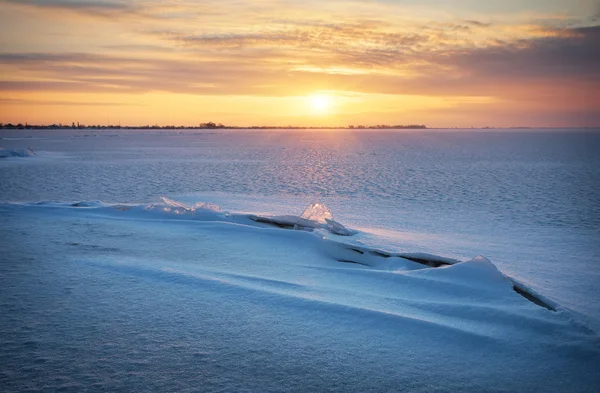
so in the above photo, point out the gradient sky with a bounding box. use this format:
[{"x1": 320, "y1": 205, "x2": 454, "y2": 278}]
[{"x1": 0, "y1": 0, "x2": 598, "y2": 127}]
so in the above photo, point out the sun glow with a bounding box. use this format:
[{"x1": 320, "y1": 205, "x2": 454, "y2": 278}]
[{"x1": 309, "y1": 94, "x2": 333, "y2": 114}]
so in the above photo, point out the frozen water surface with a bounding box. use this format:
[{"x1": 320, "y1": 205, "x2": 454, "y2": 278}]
[
  {"x1": 1, "y1": 128, "x2": 600, "y2": 392},
  {"x1": 0, "y1": 147, "x2": 35, "y2": 158}
]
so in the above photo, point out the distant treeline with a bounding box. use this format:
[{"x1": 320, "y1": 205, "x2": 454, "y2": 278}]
[
  {"x1": 0, "y1": 122, "x2": 228, "y2": 130},
  {"x1": 0, "y1": 121, "x2": 427, "y2": 130},
  {"x1": 348, "y1": 124, "x2": 426, "y2": 129}
]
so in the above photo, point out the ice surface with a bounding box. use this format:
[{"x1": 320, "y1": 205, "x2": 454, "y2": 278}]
[
  {"x1": 1, "y1": 128, "x2": 600, "y2": 392},
  {"x1": 0, "y1": 147, "x2": 35, "y2": 158}
]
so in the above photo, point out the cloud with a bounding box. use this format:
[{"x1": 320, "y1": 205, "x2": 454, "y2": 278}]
[
  {"x1": 463, "y1": 20, "x2": 491, "y2": 27},
  {"x1": 167, "y1": 21, "x2": 429, "y2": 52},
  {"x1": 593, "y1": 1, "x2": 600, "y2": 20},
  {"x1": 0, "y1": 98, "x2": 144, "y2": 106},
  {"x1": 434, "y1": 25, "x2": 600, "y2": 81},
  {"x1": 0, "y1": 52, "x2": 284, "y2": 95},
  {"x1": 0, "y1": 0, "x2": 169, "y2": 20},
  {"x1": 1, "y1": 23, "x2": 598, "y2": 102},
  {"x1": 100, "y1": 44, "x2": 175, "y2": 53},
  {"x1": 1, "y1": 0, "x2": 132, "y2": 12},
  {"x1": 0, "y1": 80, "x2": 145, "y2": 93},
  {"x1": 0, "y1": 5, "x2": 598, "y2": 115}
]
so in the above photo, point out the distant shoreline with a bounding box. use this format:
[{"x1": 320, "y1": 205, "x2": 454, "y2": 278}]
[
  {"x1": 0, "y1": 122, "x2": 426, "y2": 130},
  {"x1": 1, "y1": 124, "x2": 598, "y2": 131}
]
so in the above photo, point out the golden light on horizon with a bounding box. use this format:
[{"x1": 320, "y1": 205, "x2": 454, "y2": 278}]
[
  {"x1": 0, "y1": 0, "x2": 597, "y2": 128},
  {"x1": 309, "y1": 94, "x2": 333, "y2": 115}
]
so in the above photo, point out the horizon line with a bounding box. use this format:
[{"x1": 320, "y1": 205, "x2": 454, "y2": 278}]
[{"x1": 2, "y1": 123, "x2": 600, "y2": 130}]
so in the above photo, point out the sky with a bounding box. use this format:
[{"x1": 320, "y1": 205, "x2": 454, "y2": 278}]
[{"x1": 0, "y1": 0, "x2": 598, "y2": 127}]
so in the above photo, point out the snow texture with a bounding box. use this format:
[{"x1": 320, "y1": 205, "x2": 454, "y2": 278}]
[
  {"x1": 1, "y1": 200, "x2": 599, "y2": 392},
  {"x1": 1, "y1": 128, "x2": 600, "y2": 392},
  {"x1": 0, "y1": 147, "x2": 35, "y2": 158}
]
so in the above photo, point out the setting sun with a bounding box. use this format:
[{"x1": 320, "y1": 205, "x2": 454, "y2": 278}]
[
  {"x1": 0, "y1": 0, "x2": 597, "y2": 128},
  {"x1": 309, "y1": 94, "x2": 333, "y2": 114}
]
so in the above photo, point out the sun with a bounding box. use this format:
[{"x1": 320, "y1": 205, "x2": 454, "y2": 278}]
[{"x1": 309, "y1": 94, "x2": 332, "y2": 114}]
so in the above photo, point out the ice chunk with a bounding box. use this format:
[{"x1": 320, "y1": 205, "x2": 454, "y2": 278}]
[
  {"x1": 248, "y1": 202, "x2": 352, "y2": 236},
  {"x1": 507, "y1": 277, "x2": 558, "y2": 311},
  {"x1": 301, "y1": 202, "x2": 333, "y2": 224},
  {"x1": 191, "y1": 201, "x2": 222, "y2": 212},
  {"x1": 397, "y1": 252, "x2": 460, "y2": 268},
  {"x1": 248, "y1": 215, "x2": 319, "y2": 231},
  {"x1": 160, "y1": 197, "x2": 221, "y2": 212},
  {"x1": 71, "y1": 201, "x2": 103, "y2": 208},
  {"x1": 161, "y1": 196, "x2": 192, "y2": 211},
  {"x1": 324, "y1": 218, "x2": 352, "y2": 236}
]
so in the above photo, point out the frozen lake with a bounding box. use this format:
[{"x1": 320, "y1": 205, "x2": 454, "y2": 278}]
[{"x1": 1, "y1": 128, "x2": 599, "y2": 392}]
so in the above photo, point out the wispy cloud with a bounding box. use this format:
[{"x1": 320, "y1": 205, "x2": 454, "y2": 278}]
[
  {"x1": 463, "y1": 20, "x2": 491, "y2": 27},
  {"x1": 1, "y1": 23, "x2": 598, "y2": 99},
  {"x1": 0, "y1": 0, "x2": 175, "y2": 20},
  {"x1": 0, "y1": 0, "x2": 134, "y2": 16},
  {"x1": 2, "y1": 0, "x2": 130, "y2": 10},
  {"x1": 0, "y1": 97, "x2": 144, "y2": 106}
]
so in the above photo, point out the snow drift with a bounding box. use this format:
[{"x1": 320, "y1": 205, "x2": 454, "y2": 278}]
[{"x1": 1, "y1": 198, "x2": 599, "y2": 392}]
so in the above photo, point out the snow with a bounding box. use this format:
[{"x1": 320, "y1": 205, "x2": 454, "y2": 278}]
[
  {"x1": 0, "y1": 147, "x2": 35, "y2": 158},
  {"x1": 1, "y1": 200, "x2": 599, "y2": 392},
  {"x1": 1, "y1": 128, "x2": 600, "y2": 392}
]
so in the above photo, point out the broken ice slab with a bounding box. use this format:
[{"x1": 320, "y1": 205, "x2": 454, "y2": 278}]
[{"x1": 301, "y1": 202, "x2": 334, "y2": 223}]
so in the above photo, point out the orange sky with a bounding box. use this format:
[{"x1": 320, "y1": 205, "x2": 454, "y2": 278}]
[{"x1": 0, "y1": 0, "x2": 599, "y2": 127}]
